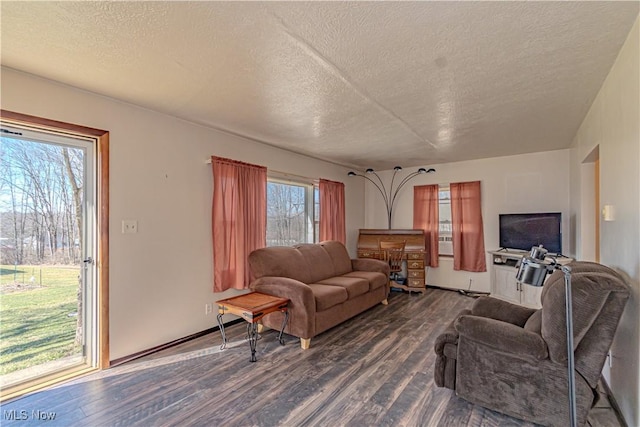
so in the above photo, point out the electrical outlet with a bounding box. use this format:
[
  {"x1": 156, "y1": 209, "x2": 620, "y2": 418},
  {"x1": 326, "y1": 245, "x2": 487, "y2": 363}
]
[
  {"x1": 205, "y1": 303, "x2": 212, "y2": 315},
  {"x1": 122, "y1": 220, "x2": 138, "y2": 234}
]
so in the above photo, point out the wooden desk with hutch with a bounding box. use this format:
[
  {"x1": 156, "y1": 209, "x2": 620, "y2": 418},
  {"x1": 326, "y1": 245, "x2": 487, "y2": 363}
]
[{"x1": 357, "y1": 229, "x2": 427, "y2": 293}]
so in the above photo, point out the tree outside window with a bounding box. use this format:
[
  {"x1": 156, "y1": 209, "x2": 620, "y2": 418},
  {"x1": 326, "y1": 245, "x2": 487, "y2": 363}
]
[
  {"x1": 266, "y1": 180, "x2": 317, "y2": 246},
  {"x1": 439, "y1": 188, "x2": 453, "y2": 255}
]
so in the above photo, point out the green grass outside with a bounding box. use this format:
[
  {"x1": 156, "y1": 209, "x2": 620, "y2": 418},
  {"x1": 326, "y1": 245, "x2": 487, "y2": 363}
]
[{"x1": 0, "y1": 265, "x2": 81, "y2": 376}]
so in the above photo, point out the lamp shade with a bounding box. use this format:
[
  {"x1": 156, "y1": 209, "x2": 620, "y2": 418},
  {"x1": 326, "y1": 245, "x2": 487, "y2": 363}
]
[
  {"x1": 516, "y1": 259, "x2": 548, "y2": 287},
  {"x1": 516, "y1": 245, "x2": 552, "y2": 287},
  {"x1": 530, "y1": 245, "x2": 548, "y2": 260}
]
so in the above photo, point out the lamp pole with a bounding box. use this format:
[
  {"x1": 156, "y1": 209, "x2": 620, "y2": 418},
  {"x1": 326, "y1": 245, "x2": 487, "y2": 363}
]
[
  {"x1": 562, "y1": 265, "x2": 577, "y2": 427},
  {"x1": 517, "y1": 248, "x2": 576, "y2": 427}
]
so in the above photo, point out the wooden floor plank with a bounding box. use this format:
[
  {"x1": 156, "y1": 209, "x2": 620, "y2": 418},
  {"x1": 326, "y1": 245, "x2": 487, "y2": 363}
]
[{"x1": 0, "y1": 289, "x2": 623, "y2": 426}]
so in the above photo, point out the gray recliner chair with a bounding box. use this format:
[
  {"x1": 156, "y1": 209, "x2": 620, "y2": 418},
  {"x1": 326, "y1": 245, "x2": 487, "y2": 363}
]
[{"x1": 434, "y1": 261, "x2": 630, "y2": 426}]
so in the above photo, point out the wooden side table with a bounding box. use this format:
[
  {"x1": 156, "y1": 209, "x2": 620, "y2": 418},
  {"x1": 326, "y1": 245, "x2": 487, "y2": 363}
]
[{"x1": 215, "y1": 292, "x2": 289, "y2": 362}]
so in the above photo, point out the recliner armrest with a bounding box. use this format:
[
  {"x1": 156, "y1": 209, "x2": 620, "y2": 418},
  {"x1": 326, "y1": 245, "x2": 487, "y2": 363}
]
[
  {"x1": 471, "y1": 296, "x2": 537, "y2": 327},
  {"x1": 434, "y1": 308, "x2": 471, "y2": 356},
  {"x1": 454, "y1": 314, "x2": 548, "y2": 360}
]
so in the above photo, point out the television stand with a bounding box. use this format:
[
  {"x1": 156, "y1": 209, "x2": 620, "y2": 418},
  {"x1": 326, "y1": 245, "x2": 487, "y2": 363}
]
[{"x1": 488, "y1": 249, "x2": 572, "y2": 308}]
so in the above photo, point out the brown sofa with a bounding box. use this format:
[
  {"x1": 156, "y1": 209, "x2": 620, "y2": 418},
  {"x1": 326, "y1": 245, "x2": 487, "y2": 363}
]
[
  {"x1": 248, "y1": 240, "x2": 390, "y2": 349},
  {"x1": 434, "y1": 261, "x2": 630, "y2": 426}
]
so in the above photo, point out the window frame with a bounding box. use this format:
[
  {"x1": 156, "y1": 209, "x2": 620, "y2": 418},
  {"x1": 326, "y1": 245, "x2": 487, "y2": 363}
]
[
  {"x1": 266, "y1": 176, "x2": 318, "y2": 246},
  {"x1": 438, "y1": 186, "x2": 453, "y2": 256}
]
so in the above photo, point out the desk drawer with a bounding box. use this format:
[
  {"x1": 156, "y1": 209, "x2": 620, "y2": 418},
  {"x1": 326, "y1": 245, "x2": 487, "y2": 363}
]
[
  {"x1": 358, "y1": 250, "x2": 379, "y2": 259},
  {"x1": 408, "y1": 278, "x2": 425, "y2": 288},
  {"x1": 408, "y1": 269, "x2": 425, "y2": 279},
  {"x1": 407, "y1": 260, "x2": 425, "y2": 269},
  {"x1": 407, "y1": 252, "x2": 425, "y2": 260}
]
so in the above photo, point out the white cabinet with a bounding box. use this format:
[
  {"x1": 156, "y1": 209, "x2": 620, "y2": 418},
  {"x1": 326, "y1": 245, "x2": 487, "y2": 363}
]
[
  {"x1": 520, "y1": 280, "x2": 544, "y2": 308},
  {"x1": 488, "y1": 250, "x2": 572, "y2": 309},
  {"x1": 489, "y1": 250, "x2": 541, "y2": 308},
  {"x1": 491, "y1": 262, "x2": 542, "y2": 308},
  {"x1": 493, "y1": 264, "x2": 522, "y2": 304}
]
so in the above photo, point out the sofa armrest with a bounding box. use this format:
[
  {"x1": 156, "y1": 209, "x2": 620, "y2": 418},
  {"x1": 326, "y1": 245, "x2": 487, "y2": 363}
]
[
  {"x1": 471, "y1": 296, "x2": 537, "y2": 327},
  {"x1": 454, "y1": 314, "x2": 548, "y2": 360},
  {"x1": 250, "y1": 276, "x2": 316, "y2": 312},
  {"x1": 351, "y1": 258, "x2": 390, "y2": 276},
  {"x1": 250, "y1": 276, "x2": 316, "y2": 339}
]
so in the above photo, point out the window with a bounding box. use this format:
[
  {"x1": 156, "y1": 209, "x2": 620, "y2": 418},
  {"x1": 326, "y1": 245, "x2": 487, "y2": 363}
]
[
  {"x1": 266, "y1": 179, "x2": 318, "y2": 246},
  {"x1": 439, "y1": 187, "x2": 453, "y2": 255},
  {"x1": 314, "y1": 186, "x2": 320, "y2": 241}
]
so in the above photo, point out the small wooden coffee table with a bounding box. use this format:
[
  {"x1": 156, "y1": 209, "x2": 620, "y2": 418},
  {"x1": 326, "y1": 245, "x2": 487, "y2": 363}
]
[{"x1": 215, "y1": 292, "x2": 289, "y2": 362}]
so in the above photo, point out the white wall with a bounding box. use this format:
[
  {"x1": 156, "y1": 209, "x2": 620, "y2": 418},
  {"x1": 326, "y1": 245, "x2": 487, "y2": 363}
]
[
  {"x1": 363, "y1": 150, "x2": 571, "y2": 293},
  {"x1": 578, "y1": 160, "x2": 597, "y2": 261},
  {"x1": 0, "y1": 67, "x2": 366, "y2": 360},
  {"x1": 569, "y1": 16, "x2": 639, "y2": 426}
]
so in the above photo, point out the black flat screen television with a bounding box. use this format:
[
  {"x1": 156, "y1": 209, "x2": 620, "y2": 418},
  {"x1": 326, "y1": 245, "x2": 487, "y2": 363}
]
[{"x1": 499, "y1": 212, "x2": 562, "y2": 254}]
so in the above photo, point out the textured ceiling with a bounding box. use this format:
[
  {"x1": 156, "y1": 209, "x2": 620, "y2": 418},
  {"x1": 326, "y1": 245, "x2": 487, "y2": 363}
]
[{"x1": 1, "y1": 2, "x2": 638, "y2": 170}]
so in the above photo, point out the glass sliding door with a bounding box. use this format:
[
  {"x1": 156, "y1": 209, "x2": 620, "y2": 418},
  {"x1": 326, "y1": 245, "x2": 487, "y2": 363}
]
[{"x1": 0, "y1": 124, "x2": 98, "y2": 391}]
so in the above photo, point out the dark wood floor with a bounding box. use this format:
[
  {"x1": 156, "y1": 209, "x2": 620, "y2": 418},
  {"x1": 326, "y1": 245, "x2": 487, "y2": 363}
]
[{"x1": 1, "y1": 289, "x2": 622, "y2": 426}]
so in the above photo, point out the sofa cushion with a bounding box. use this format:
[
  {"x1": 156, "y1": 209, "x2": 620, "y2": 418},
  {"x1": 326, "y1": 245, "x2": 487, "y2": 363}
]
[
  {"x1": 342, "y1": 271, "x2": 387, "y2": 291},
  {"x1": 308, "y1": 283, "x2": 348, "y2": 311},
  {"x1": 318, "y1": 276, "x2": 369, "y2": 299},
  {"x1": 248, "y1": 246, "x2": 311, "y2": 283},
  {"x1": 296, "y1": 244, "x2": 335, "y2": 282},
  {"x1": 320, "y1": 241, "x2": 353, "y2": 276}
]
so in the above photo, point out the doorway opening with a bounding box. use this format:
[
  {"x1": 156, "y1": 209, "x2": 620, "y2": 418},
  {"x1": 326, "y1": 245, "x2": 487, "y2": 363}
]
[
  {"x1": 580, "y1": 146, "x2": 600, "y2": 262},
  {"x1": 0, "y1": 111, "x2": 109, "y2": 400}
]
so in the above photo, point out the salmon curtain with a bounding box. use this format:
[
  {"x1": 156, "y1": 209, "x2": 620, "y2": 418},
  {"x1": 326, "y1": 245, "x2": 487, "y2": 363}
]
[
  {"x1": 212, "y1": 156, "x2": 266, "y2": 292},
  {"x1": 413, "y1": 184, "x2": 440, "y2": 267},
  {"x1": 450, "y1": 180, "x2": 487, "y2": 272},
  {"x1": 319, "y1": 179, "x2": 346, "y2": 244}
]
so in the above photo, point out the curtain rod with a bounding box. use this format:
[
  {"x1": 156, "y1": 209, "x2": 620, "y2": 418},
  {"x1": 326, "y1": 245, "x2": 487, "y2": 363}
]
[{"x1": 205, "y1": 158, "x2": 317, "y2": 184}]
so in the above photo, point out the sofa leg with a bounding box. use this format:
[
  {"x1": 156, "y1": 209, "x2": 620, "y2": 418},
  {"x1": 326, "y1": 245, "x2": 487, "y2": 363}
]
[
  {"x1": 300, "y1": 338, "x2": 311, "y2": 350},
  {"x1": 381, "y1": 299, "x2": 388, "y2": 305}
]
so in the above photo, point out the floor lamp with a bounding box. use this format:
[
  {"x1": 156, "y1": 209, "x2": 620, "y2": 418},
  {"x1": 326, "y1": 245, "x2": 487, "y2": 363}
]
[
  {"x1": 347, "y1": 166, "x2": 435, "y2": 229},
  {"x1": 516, "y1": 245, "x2": 576, "y2": 427}
]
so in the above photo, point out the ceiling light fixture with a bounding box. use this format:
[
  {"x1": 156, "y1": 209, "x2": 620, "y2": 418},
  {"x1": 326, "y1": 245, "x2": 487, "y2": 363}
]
[{"x1": 348, "y1": 166, "x2": 435, "y2": 229}]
